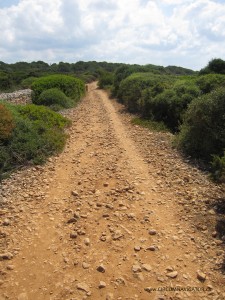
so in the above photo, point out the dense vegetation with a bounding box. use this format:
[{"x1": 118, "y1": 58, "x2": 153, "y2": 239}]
[
  {"x1": 99, "y1": 58, "x2": 225, "y2": 182},
  {"x1": 199, "y1": 58, "x2": 225, "y2": 75},
  {"x1": 0, "y1": 102, "x2": 70, "y2": 179},
  {"x1": 0, "y1": 61, "x2": 91, "y2": 178},
  {"x1": 31, "y1": 74, "x2": 85, "y2": 110},
  {"x1": 0, "y1": 60, "x2": 124, "y2": 92},
  {"x1": 0, "y1": 60, "x2": 195, "y2": 92}
]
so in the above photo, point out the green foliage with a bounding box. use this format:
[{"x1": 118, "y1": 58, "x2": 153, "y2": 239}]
[
  {"x1": 165, "y1": 65, "x2": 196, "y2": 75},
  {"x1": 0, "y1": 104, "x2": 15, "y2": 140},
  {"x1": 138, "y1": 79, "x2": 199, "y2": 131},
  {"x1": 113, "y1": 65, "x2": 158, "y2": 97},
  {"x1": 145, "y1": 89, "x2": 180, "y2": 130},
  {"x1": 211, "y1": 153, "x2": 225, "y2": 183},
  {"x1": 176, "y1": 87, "x2": 225, "y2": 161},
  {"x1": 200, "y1": 58, "x2": 225, "y2": 75},
  {"x1": 98, "y1": 72, "x2": 114, "y2": 89},
  {"x1": 173, "y1": 79, "x2": 200, "y2": 97},
  {"x1": 111, "y1": 65, "x2": 202, "y2": 133},
  {"x1": 0, "y1": 72, "x2": 13, "y2": 91},
  {"x1": 117, "y1": 73, "x2": 200, "y2": 131},
  {"x1": 78, "y1": 73, "x2": 97, "y2": 83},
  {"x1": 17, "y1": 104, "x2": 71, "y2": 129},
  {"x1": 31, "y1": 74, "x2": 85, "y2": 105},
  {"x1": 38, "y1": 88, "x2": 73, "y2": 110},
  {"x1": 117, "y1": 73, "x2": 169, "y2": 111},
  {"x1": 58, "y1": 62, "x2": 72, "y2": 73},
  {"x1": 0, "y1": 103, "x2": 70, "y2": 179},
  {"x1": 113, "y1": 65, "x2": 141, "y2": 96},
  {"x1": 8, "y1": 118, "x2": 66, "y2": 165},
  {"x1": 0, "y1": 60, "x2": 197, "y2": 93},
  {"x1": 138, "y1": 81, "x2": 171, "y2": 117},
  {"x1": 112, "y1": 64, "x2": 196, "y2": 97},
  {"x1": 196, "y1": 74, "x2": 225, "y2": 94},
  {"x1": 21, "y1": 77, "x2": 38, "y2": 89}
]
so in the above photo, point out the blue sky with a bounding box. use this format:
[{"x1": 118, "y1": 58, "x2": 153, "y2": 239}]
[{"x1": 0, "y1": 0, "x2": 225, "y2": 70}]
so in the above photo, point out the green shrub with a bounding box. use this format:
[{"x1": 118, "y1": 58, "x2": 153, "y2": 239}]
[
  {"x1": 21, "y1": 77, "x2": 38, "y2": 89},
  {"x1": 38, "y1": 88, "x2": 73, "y2": 110},
  {"x1": 118, "y1": 73, "x2": 167, "y2": 111},
  {"x1": 147, "y1": 90, "x2": 179, "y2": 130},
  {"x1": 196, "y1": 74, "x2": 225, "y2": 94},
  {"x1": 173, "y1": 80, "x2": 200, "y2": 98},
  {"x1": 176, "y1": 87, "x2": 225, "y2": 160},
  {"x1": 200, "y1": 58, "x2": 225, "y2": 75},
  {"x1": 0, "y1": 103, "x2": 70, "y2": 179},
  {"x1": 17, "y1": 104, "x2": 71, "y2": 129},
  {"x1": 0, "y1": 146, "x2": 11, "y2": 178},
  {"x1": 9, "y1": 117, "x2": 66, "y2": 165},
  {"x1": 98, "y1": 72, "x2": 114, "y2": 89},
  {"x1": 78, "y1": 73, "x2": 97, "y2": 83},
  {"x1": 211, "y1": 153, "x2": 225, "y2": 182},
  {"x1": 139, "y1": 79, "x2": 200, "y2": 131},
  {"x1": 31, "y1": 74, "x2": 85, "y2": 104},
  {"x1": 0, "y1": 72, "x2": 13, "y2": 91},
  {"x1": 138, "y1": 81, "x2": 171, "y2": 118},
  {"x1": 0, "y1": 104, "x2": 15, "y2": 140}
]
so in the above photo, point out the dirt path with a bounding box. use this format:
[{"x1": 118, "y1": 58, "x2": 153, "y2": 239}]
[{"x1": 0, "y1": 82, "x2": 224, "y2": 300}]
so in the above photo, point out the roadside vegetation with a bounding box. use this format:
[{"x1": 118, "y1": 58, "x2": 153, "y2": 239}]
[
  {"x1": 31, "y1": 74, "x2": 85, "y2": 111},
  {"x1": 0, "y1": 60, "x2": 123, "y2": 92},
  {"x1": 0, "y1": 68, "x2": 88, "y2": 179},
  {"x1": 99, "y1": 58, "x2": 225, "y2": 183},
  {"x1": 0, "y1": 102, "x2": 70, "y2": 180}
]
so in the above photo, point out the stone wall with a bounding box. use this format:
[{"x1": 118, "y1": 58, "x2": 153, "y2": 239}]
[{"x1": 0, "y1": 89, "x2": 32, "y2": 105}]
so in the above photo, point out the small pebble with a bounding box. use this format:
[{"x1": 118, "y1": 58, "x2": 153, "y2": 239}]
[
  {"x1": 97, "y1": 264, "x2": 106, "y2": 273},
  {"x1": 99, "y1": 281, "x2": 106, "y2": 288},
  {"x1": 197, "y1": 270, "x2": 207, "y2": 282}
]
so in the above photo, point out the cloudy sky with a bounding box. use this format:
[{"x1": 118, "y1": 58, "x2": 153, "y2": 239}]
[{"x1": 0, "y1": 0, "x2": 225, "y2": 70}]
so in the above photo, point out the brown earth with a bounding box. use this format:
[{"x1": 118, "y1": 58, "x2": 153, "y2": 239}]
[{"x1": 0, "y1": 82, "x2": 225, "y2": 300}]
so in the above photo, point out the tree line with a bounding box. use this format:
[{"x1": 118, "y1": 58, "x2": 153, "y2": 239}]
[{"x1": 0, "y1": 60, "x2": 195, "y2": 92}]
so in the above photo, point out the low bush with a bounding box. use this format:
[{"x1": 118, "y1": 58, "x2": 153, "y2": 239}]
[
  {"x1": 211, "y1": 153, "x2": 225, "y2": 183},
  {"x1": 21, "y1": 77, "x2": 38, "y2": 89},
  {"x1": 98, "y1": 72, "x2": 114, "y2": 89},
  {"x1": 145, "y1": 89, "x2": 179, "y2": 130},
  {"x1": 113, "y1": 65, "x2": 143, "y2": 97},
  {"x1": 31, "y1": 74, "x2": 85, "y2": 105},
  {"x1": 17, "y1": 104, "x2": 71, "y2": 129},
  {"x1": 199, "y1": 58, "x2": 225, "y2": 75},
  {"x1": 0, "y1": 103, "x2": 70, "y2": 179},
  {"x1": 117, "y1": 73, "x2": 169, "y2": 111},
  {"x1": 175, "y1": 87, "x2": 225, "y2": 161},
  {"x1": 0, "y1": 104, "x2": 15, "y2": 140},
  {"x1": 38, "y1": 88, "x2": 73, "y2": 110},
  {"x1": 173, "y1": 79, "x2": 200, "y2": 98},
  {"x1": 196, "y1": 74, "x2": 225, "y2": 94},
  {"x1": 138, "y1": 79, "x2": 200, "y2": 131},
  {"x1": 0, "y1": 72, "x2": 13, "y2": 91}
]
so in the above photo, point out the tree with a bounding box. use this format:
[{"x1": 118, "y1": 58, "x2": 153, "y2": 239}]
[{"x1": 200, "y1": 58, "x2": 225, "y2": 75}]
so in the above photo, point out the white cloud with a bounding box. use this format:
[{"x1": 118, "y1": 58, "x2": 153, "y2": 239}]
[{"x1": 0, "y1": 0, "x2": 225, "y2": 69}]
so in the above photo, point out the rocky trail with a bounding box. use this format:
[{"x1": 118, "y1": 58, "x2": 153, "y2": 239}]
[{"x1": 0, "y1": 82, "x2": 224, "y2": 300}]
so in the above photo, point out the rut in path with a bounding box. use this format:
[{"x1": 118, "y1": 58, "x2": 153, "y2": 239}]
[{"x1": 0, "y1": 82, "x2": 224, "y2": 300}]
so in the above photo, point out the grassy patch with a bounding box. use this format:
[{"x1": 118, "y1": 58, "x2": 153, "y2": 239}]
[{"x1": 131, "y1": 117, "x2": 169, "y2": 132}]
